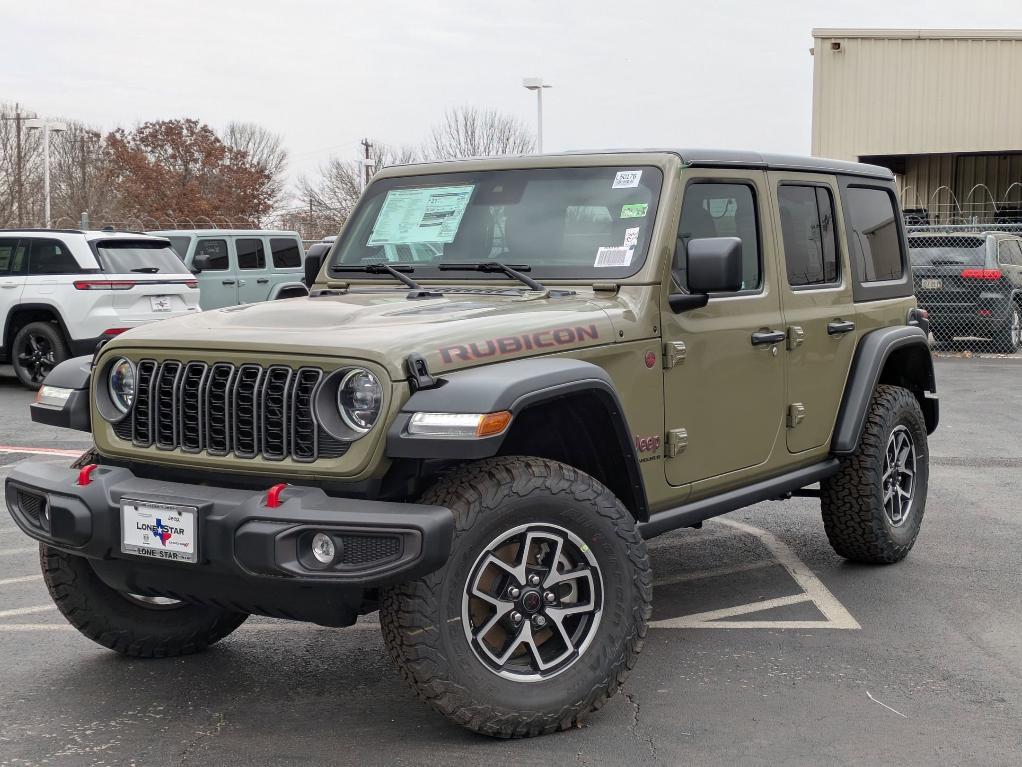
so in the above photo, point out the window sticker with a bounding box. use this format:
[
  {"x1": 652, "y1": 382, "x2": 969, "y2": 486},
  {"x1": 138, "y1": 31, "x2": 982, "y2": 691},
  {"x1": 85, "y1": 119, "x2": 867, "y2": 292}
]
[
  {"x1": 594, "y1": 246, "x2": 633, "y2": 268},
  {"x1": 367, "y1": 185, "x2": 475, "y2": 246},
  {"x1": 623, "y1": 227, "x2": 640, "y2": 248},
  {"x1": 620, "y1": 203, "x2": 648, "y2": 218},
  {"x1": 612, "y1": 170, "x2": 642, "y2": 189}
]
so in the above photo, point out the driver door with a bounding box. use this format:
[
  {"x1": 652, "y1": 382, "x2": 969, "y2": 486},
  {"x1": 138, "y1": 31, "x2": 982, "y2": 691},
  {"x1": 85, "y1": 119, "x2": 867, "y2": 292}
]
[{"x1": 662, "y1": 170, "x2": 786, "y2": 491}]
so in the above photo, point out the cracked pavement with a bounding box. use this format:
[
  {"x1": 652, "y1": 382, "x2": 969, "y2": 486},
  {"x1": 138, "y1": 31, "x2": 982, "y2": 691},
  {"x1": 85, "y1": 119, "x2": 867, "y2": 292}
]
[{"x1": 1, "y1": 357, "x2": 1021, "y2": 765}]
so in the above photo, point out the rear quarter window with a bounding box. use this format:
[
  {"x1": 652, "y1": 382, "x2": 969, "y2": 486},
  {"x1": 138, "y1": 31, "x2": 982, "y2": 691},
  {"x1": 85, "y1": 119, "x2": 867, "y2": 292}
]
[
  {"x1": 270, "y1": 238, "x2": 302, "y2": 269},
  {"x1": 838, "y1": 178, "x2": 912, "y2": 302}
]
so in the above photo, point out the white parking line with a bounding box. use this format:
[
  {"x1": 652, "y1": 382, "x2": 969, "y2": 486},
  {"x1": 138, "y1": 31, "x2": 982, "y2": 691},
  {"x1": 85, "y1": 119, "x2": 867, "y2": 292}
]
[
  {"x1": 649, "y1": 518, "x2": 861, "y2": 631},
  {"x1": 0, "y1": 604, "x2": 55, "y2": 618},
  {"x1": 0, "y1": 574, "x2": 42, "y2": 587}
]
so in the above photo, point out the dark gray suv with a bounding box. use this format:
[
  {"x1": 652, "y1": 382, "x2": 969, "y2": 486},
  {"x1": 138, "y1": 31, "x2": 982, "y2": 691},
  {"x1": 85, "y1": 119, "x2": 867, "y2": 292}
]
[{"x1": 910, "y1": 231, "x2": 1022, "y2": 352}]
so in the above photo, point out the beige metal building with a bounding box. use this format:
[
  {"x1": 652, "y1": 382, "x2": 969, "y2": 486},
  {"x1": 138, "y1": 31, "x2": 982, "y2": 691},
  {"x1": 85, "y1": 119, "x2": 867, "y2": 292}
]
[{"x1": 811, "y1": 29, "x2": 1022, "y2": 223}]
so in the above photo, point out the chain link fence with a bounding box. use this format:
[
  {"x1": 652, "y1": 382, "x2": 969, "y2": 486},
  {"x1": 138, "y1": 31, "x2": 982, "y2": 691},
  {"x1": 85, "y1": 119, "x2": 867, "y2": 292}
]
[{"x1": 906, "y1": 223, "x2": 1022, "y2": 355}]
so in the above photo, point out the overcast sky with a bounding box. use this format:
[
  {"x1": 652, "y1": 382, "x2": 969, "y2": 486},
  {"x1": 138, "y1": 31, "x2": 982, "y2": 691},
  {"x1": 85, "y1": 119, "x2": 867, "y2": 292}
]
[{"x1": 4, "y1": 0, "x2": 1021, "y2": 204}]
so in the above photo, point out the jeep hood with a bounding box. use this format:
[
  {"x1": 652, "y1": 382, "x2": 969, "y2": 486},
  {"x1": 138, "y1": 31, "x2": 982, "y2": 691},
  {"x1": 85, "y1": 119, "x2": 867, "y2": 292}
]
[{"x1": 107, "y1": 290, "x2": 622, "y2": 378}]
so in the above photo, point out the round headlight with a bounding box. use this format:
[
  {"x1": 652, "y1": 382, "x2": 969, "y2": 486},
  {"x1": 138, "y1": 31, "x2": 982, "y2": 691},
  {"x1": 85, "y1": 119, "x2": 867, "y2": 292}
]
[
  {"x1": 108, "y1": 358, "x2": 136, "y2": 413},
  {"x1": 337, "y1": 368, "x2": 383, "y2": 433}
]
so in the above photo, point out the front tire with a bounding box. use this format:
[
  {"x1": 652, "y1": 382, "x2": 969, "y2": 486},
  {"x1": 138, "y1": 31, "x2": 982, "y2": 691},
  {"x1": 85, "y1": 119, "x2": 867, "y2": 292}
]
[
  {"x1": 820, "y1": 385, "x2": 929, "y2": 563},
  {"x1": 12, "y1": 321, "x2": 68, "y2": 389},
  {"x1": 41, "y1": 544, "x2": 248, "y2": 657},
  {"x1": 380, "y1": 457, "x2": 652, "y2": 738}
]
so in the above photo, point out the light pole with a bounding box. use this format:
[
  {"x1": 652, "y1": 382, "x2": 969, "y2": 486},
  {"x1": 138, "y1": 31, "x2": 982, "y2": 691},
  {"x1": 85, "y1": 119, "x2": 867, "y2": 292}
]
[
  {"x1": 25, "y1": 118, "x2": 67, "y2": 228},
  {"x1": 522, "y1": 77, "x2": 551, "y2": 153}
]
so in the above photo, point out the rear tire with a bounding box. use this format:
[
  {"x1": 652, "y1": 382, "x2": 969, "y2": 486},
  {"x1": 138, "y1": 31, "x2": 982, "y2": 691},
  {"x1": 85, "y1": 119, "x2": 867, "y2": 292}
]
[
  {"x1": 41, "y1": 544, "x2": 248, "y2": 657},
  {"x1": 380, "y1": 457, "x2": 652, "y2": 738},
  {"x1": 12, "y1": 321, "x2": 68, "y2": 390},
  {"x1": 820, "y1": 385, "x2": 929, "y2": 563},
  {"x1": 990, "y1": 302, "x2": 1021, "y2": 354}
]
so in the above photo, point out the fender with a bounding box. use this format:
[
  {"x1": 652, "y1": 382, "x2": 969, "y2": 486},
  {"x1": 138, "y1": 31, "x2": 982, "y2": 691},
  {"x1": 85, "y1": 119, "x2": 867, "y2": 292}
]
[
  {"x1": 831, "y1": 325, "x2": 937, "y2": 456},
  {"x1": 386, "y1": 357, "x2": 648, "y2": 517},
  {"x1": 268, "y1": 282, "x2": 309, "y2": 300},
  {"x1": 29, "y1": 355, "x2": 92, "y2": 432}
]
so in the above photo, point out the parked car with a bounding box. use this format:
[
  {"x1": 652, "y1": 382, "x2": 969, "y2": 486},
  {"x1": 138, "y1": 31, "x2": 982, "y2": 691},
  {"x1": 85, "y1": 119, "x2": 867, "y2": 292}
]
[
  {"x1": 11, "y1": 150, "x2": 937, "y2": 737},
  {"x1": 909, "y1": 231, "x2": 1022, "y2": 352},
  {"x1": 153, "y1": 230, "x2": 309, "y2": 310},
  {"x1": 0, "y1": 229, "x2": 200, "y2": 388}
]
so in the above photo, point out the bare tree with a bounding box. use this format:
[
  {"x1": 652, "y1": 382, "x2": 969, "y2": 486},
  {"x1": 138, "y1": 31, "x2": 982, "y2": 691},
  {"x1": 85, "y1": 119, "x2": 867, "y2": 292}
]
[
  {"x1": 295, "y1": 142, "x2": 419, "y2": 237},
  {"x1": 0, "y1": 102, "x2": 42, "y2": 227},
  {"x1": 221, "y1": 121, "x2": 289, "y2": 209},
  {"x1": 424, "y1": 105, "x2": 534, "y2": 160},
  {"x1": 49, "y1": 121, "x2": 120, "y2": 227}
]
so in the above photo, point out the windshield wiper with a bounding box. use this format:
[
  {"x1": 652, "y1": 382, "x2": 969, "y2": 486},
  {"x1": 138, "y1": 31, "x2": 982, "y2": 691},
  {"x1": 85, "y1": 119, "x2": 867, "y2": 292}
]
[
  {"x1": 438, "y1": 262, "x2": 546, "y2": 292},
  {"x1": 130, "y1": 267, "x2": 160, "y2": 273},
  {"x1": 334, "y1": 263, "x2": 422, "y2": 289}
]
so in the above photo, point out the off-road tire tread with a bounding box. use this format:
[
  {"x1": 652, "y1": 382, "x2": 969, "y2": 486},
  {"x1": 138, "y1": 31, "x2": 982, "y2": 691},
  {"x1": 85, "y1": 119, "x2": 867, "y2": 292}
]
[
  {"x1": 820, "y1": 385, "x2": 926, "y2": 563},
  {"x1": 40, "y1": 544, "x2": 248, "y2": 658},
  {"x1": 380, "y1": 456, "x2": 652, "y2": 738}
]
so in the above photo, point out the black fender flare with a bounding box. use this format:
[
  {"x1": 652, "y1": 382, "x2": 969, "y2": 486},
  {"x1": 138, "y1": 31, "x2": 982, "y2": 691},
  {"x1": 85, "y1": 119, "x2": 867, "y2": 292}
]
[
  {"x1": 831, "y1": 325, "x2": 937, "y2": 455},
  {"x1": 386, "y1": 357, "x2": 648, "y2": 518},
  {"x1": 268, "y1": 281, "x2": 309, "y2": 300}
]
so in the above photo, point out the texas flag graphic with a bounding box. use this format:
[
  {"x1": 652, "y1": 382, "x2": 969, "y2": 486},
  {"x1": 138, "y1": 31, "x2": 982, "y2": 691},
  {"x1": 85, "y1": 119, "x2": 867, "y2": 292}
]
[{"x1": 153, "y1": 519, "x2": 172, "y2": 546}]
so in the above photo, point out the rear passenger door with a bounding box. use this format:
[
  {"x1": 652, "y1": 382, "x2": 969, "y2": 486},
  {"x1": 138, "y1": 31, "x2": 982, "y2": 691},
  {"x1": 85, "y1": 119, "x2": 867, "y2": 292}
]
[
  {"x1": 0, "y1": 237, "x2": 27, "y2": 353},
  {"x1": 769, "y1": 172, "x2": 857, "y2": 454},
  {"x1": 193, "y1": 238, "x2": 235, "y2": 310},
  {"x1": 269, "y1": 237, "x2": 303, "y2": 292},
  {"x1": 235, "y1": 237, "x2": 272, "y2": 303}
]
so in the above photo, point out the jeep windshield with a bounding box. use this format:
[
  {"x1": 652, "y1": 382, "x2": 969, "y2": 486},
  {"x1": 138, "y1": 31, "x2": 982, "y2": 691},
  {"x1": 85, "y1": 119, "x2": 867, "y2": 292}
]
[{"x1": 329, "y1": 165, "x2": 663, "y2": 282}]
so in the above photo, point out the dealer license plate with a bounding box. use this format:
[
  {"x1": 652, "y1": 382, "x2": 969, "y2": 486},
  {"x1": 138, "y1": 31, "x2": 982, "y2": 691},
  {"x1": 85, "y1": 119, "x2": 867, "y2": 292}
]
[
  {"x1": 121, "y1": 499, "x2": 197, "y2": 563},
  {"x1": 149, "y1": 295, "x2": 172, "y2": 312},
  {"x1": 921, "y1": 278, "x2": 942, "y2": 290}
]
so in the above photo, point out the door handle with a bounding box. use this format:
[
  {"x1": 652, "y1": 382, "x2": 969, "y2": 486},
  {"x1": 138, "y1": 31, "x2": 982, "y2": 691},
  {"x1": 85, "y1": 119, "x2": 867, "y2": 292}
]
[
  {"x1": 1, "y1": 283, "x2": 19, "y2": 289},
  {"x1": 751, "y1": 330, "x2": 786, "y2": 346},
  {"x1": 827, "y1": 320, "x2": 856, "y2": 335},
  {"x1": 221, "y1": 280, "x2": 236, "y2": 286},
  {"x1": 256, "y1": 278, "x2": 269, "y2": 284}
]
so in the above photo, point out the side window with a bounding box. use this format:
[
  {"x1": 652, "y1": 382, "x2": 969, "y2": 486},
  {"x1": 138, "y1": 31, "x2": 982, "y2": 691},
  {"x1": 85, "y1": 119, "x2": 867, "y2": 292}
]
[
  {"x1": 675, "y1": 182, "x2": 761, "y2": 292},
  {"x1": 0, "y1": 238, "x2": 26, "y2": 275},
  {"x1": 778, "y1": 185, "x2": 839, "y2": 287},
  {"x1": 844, "y1": 187, "x2": 904, "y2": 282},
  {"x1": 29, "y1": 239, "x2": 82, "y2": 275},
  {"x1": 269, "y1": 238, "x2": 301, "y2": 269},
  {"x1": 195, "y1": 239, "x2": 229, "y2": 270},
  {"x1": 236, "y1": 238, "x2": 266, "y2": 270}
]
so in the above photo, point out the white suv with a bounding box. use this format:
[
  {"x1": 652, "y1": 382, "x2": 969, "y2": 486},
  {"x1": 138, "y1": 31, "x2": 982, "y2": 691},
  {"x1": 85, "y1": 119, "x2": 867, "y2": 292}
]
[{"x1": 0, "y1": 230, "x2": 201, "y2": 388}]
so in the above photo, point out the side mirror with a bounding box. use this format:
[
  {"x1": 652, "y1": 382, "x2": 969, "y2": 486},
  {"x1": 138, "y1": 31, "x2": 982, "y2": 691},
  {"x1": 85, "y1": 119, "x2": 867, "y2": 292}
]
[
  {"x1": 304, "y1": 251, "x2": 326, "y2": 287},
  {"x1": 668, "y1": 236, "x2": 743, "y2": 313},
  {"x1": 191, "y1": 253, "x2": 212, "y2": 273}
]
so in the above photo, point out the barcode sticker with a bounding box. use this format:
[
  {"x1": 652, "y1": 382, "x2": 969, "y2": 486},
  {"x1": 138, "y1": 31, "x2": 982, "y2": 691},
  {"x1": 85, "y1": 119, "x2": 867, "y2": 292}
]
[
  {"x1": 594, "y1": 246, "x2": 633, "y2": 268},
  {"x1": 612, "y1": 170, "x2": 642, "y2": 189}
]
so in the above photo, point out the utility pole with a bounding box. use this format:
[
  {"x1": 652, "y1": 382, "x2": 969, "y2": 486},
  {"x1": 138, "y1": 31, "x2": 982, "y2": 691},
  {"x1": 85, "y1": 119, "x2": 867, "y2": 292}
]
[
  {"x1": 1, "y1": 104, "x2": 35, "y2": 226},
  {"x1": 522, "y1": 78, "x2": 552, "y2": 153},
  {"x1": 360, "y1": 138, "x2": 374, "y2": 190},
  {"x1": 25, "y1": 118, "x2": 67, "y2": 228}
]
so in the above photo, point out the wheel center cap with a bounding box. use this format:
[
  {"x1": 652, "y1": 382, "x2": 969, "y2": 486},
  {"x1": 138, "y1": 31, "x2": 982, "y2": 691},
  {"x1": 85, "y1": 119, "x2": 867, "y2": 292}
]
[{"x1": 521, "y1": 589, "x2": 542, "y2": 614}]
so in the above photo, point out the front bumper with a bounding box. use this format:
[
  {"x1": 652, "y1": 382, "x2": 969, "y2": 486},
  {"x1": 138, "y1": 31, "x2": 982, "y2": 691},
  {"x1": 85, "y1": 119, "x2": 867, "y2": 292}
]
[{"x1": 5, "y1": 461, "x2": 453, "y2": 626}]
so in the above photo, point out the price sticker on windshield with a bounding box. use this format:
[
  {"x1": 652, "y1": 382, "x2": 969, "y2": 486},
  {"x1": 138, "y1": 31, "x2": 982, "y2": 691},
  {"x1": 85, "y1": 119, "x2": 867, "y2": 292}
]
[{"x1": 612, "y1": 170, "x2": 642, "y2": 189}]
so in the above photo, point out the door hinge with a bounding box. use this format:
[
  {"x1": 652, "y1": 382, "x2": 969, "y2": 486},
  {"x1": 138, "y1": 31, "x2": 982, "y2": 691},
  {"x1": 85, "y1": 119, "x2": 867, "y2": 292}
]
[
  {"x1": 787, "y1": 325, "x2": 805, "y2": 350},
  {"x1": 663, "y1": 341, "x2": 687, "y2": 369},
  {"x1": 787, "y1": 403, "x2": 806, "y2": 428},
  {"x1": 666, "y1": 428, "x2": 689, "y2": 457}
]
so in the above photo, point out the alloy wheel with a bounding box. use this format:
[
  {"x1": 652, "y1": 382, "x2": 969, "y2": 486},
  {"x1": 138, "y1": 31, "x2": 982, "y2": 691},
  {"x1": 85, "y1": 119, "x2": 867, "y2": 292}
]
[
  {"x1": 17, "y1": 333, "x2": 55, "y2": 385},
  {"x1": 462, "y1": 523, "x2": 603, "y2": 682},
  {"x1": 882, "y1": 425, "x2": 917, "y2": 527}
]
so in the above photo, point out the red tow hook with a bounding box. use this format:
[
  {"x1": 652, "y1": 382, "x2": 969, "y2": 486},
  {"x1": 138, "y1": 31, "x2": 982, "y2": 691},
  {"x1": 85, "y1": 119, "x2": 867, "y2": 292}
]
[
  {"x1": 77, "y1": 464, "x2": 98, "y2": 486},
  {"x1": 266, "y1": 483, "x2": 289, "y2": 508}
]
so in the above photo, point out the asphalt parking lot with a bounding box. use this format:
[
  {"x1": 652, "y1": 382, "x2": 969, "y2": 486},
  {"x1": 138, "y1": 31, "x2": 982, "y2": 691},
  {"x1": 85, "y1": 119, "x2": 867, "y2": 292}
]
[{"x1": 1, "y1": 357, "x2": 1020, "y2": 766}]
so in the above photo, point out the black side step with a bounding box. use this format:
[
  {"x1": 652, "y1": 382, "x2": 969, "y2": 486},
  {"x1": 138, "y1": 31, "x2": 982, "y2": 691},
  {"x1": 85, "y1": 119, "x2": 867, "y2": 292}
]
[{"x1": 637, "y1": 459, "x2": 841, "y2": 540}]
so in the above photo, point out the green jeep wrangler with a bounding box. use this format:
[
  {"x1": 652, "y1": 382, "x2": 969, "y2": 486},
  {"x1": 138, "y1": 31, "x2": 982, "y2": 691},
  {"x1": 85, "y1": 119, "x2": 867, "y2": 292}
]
[{"x1": 7, "y1": 150, "x2": 937, "y2": 738}]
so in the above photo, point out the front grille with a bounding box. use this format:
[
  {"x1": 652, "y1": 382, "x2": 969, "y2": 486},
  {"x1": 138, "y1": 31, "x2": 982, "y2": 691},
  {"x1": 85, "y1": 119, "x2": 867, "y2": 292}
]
[{"x1": 124, "y1": 360, "x2": 346, "y2": 462}]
